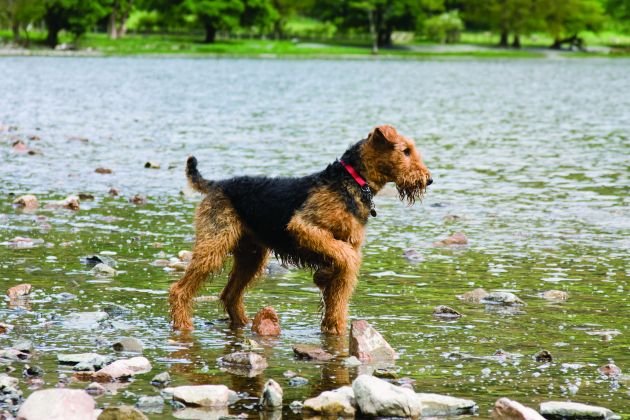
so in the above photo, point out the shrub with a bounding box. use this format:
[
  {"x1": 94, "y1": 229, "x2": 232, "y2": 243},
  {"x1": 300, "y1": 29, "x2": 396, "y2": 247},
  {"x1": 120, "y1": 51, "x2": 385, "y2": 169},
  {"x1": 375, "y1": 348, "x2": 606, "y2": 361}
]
[{"x1": 424, "y1": 11, "x2": 464, "y2": 44}]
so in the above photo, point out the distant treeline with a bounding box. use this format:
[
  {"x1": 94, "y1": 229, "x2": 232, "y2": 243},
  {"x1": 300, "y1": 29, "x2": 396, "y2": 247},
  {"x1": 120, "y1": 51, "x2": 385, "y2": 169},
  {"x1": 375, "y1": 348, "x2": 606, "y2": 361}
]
[{"x1": 1, "y1": 0, "x2": 629, "y2": 49}]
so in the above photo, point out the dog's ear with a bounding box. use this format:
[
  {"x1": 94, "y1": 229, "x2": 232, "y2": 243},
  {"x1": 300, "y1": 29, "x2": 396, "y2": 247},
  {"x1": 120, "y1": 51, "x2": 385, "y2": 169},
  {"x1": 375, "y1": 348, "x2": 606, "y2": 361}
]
[{"x1": 370, "y1": 125, "x2": 398, "y2": 148}]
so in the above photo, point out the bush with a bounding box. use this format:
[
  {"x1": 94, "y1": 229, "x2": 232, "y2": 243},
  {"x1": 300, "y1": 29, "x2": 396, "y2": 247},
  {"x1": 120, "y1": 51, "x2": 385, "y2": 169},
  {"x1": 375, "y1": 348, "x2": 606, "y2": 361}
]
[{"x1": 424, "y1": 11, "x2": 464, "y2": 44}]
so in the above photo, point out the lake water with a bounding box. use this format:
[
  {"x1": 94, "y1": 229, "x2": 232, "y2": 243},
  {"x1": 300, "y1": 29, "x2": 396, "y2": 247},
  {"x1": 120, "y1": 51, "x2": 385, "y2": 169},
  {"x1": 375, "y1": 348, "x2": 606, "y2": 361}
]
[{"x1": 1, "y1": 57, "x2": 629, "y2": 418}]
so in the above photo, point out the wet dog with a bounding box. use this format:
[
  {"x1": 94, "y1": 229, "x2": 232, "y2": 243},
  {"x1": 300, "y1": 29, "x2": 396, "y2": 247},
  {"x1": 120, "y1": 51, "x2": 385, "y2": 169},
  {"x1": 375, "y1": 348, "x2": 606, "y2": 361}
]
[{"x1": 169, "y1": 125, "x2": 432, "y2": 334}]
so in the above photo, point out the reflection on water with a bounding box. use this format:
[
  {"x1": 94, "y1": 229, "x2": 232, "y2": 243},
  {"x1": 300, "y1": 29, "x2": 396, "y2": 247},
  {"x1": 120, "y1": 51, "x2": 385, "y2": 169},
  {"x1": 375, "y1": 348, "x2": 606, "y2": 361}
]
[{"x1": 0, "y1": 57, "x2": 629, "y2": 417}]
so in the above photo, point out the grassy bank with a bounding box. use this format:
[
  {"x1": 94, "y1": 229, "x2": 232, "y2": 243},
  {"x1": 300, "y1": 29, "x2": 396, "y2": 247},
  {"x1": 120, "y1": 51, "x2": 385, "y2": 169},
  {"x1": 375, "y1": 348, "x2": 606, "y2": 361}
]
[{"x1": 2, "y1": 31, "x2": 629, "y2": 58}]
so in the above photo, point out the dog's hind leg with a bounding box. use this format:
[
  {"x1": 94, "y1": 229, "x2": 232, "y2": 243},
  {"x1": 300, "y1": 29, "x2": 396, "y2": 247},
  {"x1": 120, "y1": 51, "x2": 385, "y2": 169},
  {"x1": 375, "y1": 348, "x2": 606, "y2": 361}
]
[
  {"x1": 220, "y1": 235, "x2": 269, "y2": 328},
  {"x1": 169, "y1": 194, "x2": 242, "y2": 330}
]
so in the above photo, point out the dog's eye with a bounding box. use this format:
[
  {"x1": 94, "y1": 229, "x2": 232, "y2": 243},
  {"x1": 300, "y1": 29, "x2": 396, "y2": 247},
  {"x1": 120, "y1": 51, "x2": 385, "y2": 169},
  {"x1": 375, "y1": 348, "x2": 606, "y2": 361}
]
[{"x1": 403, "y1": 148, "x2": 411, "y2": 157}]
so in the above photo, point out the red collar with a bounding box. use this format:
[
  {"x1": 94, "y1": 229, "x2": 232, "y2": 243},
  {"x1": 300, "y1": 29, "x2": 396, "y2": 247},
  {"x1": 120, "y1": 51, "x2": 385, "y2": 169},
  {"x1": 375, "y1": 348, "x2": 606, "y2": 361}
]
[{"x1": 340, "y1": 160, "x2": 368, "y2": 188}]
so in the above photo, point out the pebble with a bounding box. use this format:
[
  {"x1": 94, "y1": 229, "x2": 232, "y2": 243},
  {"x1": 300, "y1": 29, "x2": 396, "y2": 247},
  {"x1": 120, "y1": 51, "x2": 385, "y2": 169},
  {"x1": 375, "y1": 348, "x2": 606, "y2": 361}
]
[
  {"x1": 150, "y1": 372, "x2": 171, "y2": 387},
  {"x1": 288, "y1": 377, "x2": 309, "y2": 387},
  {"x1": 95, "y1": 167, "x2": 113, "y2": 174},
  {"x1": 541, "y1": 290, "x2": 569, "y2": 301},
  {"x1": 91, "y1": 263, "x2": 117, "y2": 276},
  {"x1": 482, "y1": 291, "x2": 525, "y2": 306},
  {"x1": 433, "y1": 232, "x2": 468, "y2": 246},
  {"x1": 86, "y1": 382, "x2": 106, "y2": 396},
  {"x1": 144, "y1": 161, "x2": 160, "y2": 169},
  {"x1": 292, "y1": 344, "x2": 333, "y2": 361},
  {"x1": 129, "y1": 194, "x2": 147, "y2": 205},
  {"x1": 433, "y1": 305, "x2": 463, "y2": 319},
  {"x1": 535, "y1": 350, "x2": 553, "y2": 363},
  {"x1": 252, "y1": 306, "x2": 281, "y2": 336},
  {"x1": 218, "y1": 352, "x2": 267, "y2": 377},
  {"x1": 6, "y1": 284, "x2": 32, "y2": 299},
  {"x1": 164, "y1": 385, "x2": 237, "y2": 408},
  {"x1": 417, "y1": 393, "x2": 478, "y2": 416}
]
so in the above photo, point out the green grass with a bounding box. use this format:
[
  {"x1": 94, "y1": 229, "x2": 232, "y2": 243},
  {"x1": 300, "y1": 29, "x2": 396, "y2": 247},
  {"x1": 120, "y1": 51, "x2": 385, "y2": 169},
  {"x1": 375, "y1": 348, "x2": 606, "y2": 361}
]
[{"x1": 1, "y1": 30, "x2": 628, "y2": 59}]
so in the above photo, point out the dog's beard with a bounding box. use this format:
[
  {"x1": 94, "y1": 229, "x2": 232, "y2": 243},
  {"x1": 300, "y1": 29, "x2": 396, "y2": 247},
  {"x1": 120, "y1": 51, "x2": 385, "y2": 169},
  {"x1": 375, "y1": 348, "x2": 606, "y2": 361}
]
[{"x1": 397, "y1": 182, "x2": 426, "y2": 205}]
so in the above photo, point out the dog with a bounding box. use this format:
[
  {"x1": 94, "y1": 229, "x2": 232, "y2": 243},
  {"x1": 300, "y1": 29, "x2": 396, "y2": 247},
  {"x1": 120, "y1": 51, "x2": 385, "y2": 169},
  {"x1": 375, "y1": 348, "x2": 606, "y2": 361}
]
[{"x1": 169, "y1": 125, "x2": 432, "y2": 335}]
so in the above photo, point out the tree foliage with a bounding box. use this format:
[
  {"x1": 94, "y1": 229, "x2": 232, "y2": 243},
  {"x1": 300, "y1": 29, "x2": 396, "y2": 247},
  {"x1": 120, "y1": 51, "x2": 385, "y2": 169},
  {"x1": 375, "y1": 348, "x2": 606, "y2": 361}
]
[
  {"x1": 184, "y1": 0, "x2": 244, "y2": 42},
  {"x1": 43, "y1": 0, "x2": 109, "y2": 47}
]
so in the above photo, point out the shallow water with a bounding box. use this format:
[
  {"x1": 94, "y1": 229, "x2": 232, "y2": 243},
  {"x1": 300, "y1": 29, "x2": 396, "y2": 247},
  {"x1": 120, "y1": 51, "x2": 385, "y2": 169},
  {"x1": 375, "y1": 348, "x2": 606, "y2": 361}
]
[{"x1": 0, "y1": 57, "x2": 629, "y2": 418}]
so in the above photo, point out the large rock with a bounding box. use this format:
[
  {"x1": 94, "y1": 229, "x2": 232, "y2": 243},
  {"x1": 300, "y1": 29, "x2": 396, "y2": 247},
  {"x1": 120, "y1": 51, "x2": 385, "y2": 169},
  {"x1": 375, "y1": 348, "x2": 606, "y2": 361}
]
[
  {"x1": 352, "y1": 375, "x2": 421, "y2": 418},
  {"x1": 259, "y1": 379, "x2": 283, "y2": 410},
  {"x1": 417, "y1": 393, "x2": 478, "y2": 416},
  {"x1": 349, "y1": 320, "x2": 397, "y2": 362},
  {"x1": 93, "y1": 357, "x2": 152, "y2": 381},
  {"x1": 252, "y1": 306, "x2": 281, "y2": 336},
  {"x1": 17, "y1": 388, "x2": 96, "y2": 420},
  {"x1": 293, "y1": 344, "x2": 333, "y2": 361},
  {"x1": 98, "y1": 406, "x2": 148, "y2": 420},
  {"x1": 303, "y1": 386, "x2": 356, "y2": 417},
  {"x1": 164, "y1": 385, "x2": 237, "y2": 408},
  {"x1": 492, "y1": 398, "x2": 545, "y2": 420},
  {"x1": 12, "y1": 195, "x2": 38, "y2": 210},
  {"x1": 539, "y1": 401, "x2": 620, "y2": 419}
]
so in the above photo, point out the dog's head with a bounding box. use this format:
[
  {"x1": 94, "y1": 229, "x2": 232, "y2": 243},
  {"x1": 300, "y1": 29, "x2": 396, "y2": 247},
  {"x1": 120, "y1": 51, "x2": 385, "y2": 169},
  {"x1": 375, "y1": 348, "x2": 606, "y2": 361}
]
[{"x1": 362, "y1": 125, "x2": 432, "y2": 203}]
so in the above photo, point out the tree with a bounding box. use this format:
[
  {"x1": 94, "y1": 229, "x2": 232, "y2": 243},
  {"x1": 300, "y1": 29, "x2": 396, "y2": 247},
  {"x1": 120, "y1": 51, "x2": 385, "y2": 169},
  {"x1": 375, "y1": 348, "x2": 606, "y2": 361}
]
[
  {"x1": 606, "y1": 0, "x2": 630, "y2": 21},
  {"x1": 184, "y1": 0, "x2": 245, "y2": 42},
  {"x1": 241, "y1": 0, "x2": 279, "y2": 34},
  {"x1": 0, "y1": 0, "x2": 45, "y2": 41},
  {"x1": 43, "y1": 0, "x2": 109, "y2": 47},
  {"x1": 539, "y1": 0, "x2": 604, "y2": 48},
  {"x1": 107, "y1": 0, "x2": 134, "y2": 39}
]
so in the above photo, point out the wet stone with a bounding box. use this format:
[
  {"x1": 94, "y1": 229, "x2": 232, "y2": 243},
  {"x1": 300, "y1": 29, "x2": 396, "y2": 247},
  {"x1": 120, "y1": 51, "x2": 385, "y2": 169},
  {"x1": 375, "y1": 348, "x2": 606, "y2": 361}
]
[
  {"x1": 144, "y1": 161, "x2": 160, "y2": 169},
  {"x1": 353, "y1": 375, "x2": 421, "y2": 418},
  {"x1": 457, "y1": 288, "x2": 489, "y2": 303},
  {"x1": 86, "y1": 382, "x2": 106, "y2": 396},
  {"x1": 23, "y1": 365, "x2": 44, "y2": 377},
  {"x1": 150, "y1": 372, "x2": 171, "y2": 387},
  {"x1": 113, "y1": 337, "x2": 144, "y2": 353},
  {"x1": 492, "y1": 397, "x2": 545, "y2": 420},
  {"x1": 164, "y1": 385, "x2": 237, "y2": 408},
  {"x1": 62, "y1": 312, "x2": 110, "y2": 330},
  {"x1": 98, "y1": 405, "x2": 149, "y2": 420},
  {"x1": 58, "y1": 353, "x2": 113, "y2": 369},
  {"x1": 12, "y1": 194, "x2": 38, "y2": 210},
  {"x1": 11, "y1": 338, "x2": 33, "y2": 353},
  {"x1": 303, "y1": 386, "x2": 356, "y2": 418},
  {"x1": 91, "y1": 263, "x2": 117, "y2": 276},
  {"x1": 433, "y1": 232, "x2": 468, "y2": 246},
  {"x1": 349, "y1": 320, "x2": 397, "y2": 362},
  {"x1": 535, "y1": 350, "x2": 553, "y2": 363},
  {"x1": 129, "y1": 194, "x2": 147, "y2": 205},
  {"x1": 136, "y1": 395, "x2": 164, "y2": 414},
  {"x1": 252, "y1": 306, "x2": 281, "y2": 336},
  {"x1": 259, "y1": 379, "x2": 283, "y2": 410},
  {"x1": 541, "y1": 290, "x2": 569, "y2": 301},
  {"x1": 539, "y1": 401, "x2": 620, "y2": 419},
  {"x1": 81, "y1": 255, "x2": 118, "y2": 268},
  {"x1": 482, "y1": 291, "x2": 525, "y2": 306},
  {"x1": 288, "y1": 377, "x2": 309, "y2": 387},
  {"x1": 292, "y1": 344, "x2": 333, "y2": 361},
  {"x1": 102, "y1": 303, "x2": 132, "y2": 317},
  {"x1": 218, "y1": 352, "x2": 267, "y2": 377},
  {"x1": 95, "y1": 167, "x2": 113, "y2": 174},
  {"x1": 6, "y1": 284, "x2": 32, "y2": 299},
  {"x1": 598, "y1": 363, "x2": 621, "y2": 378},
  {"x1": 433, "y1": 305, "x2": 463, "y2": 319},
  {"x1": 18, "y1": 388, "x2": 95, "y2": 420},
  {"x1": 417, "y1": 393, "x2": 478, "y2": 416},
  {"x1": 374, "y1": 367, "x2": 399, "y2": 379}
]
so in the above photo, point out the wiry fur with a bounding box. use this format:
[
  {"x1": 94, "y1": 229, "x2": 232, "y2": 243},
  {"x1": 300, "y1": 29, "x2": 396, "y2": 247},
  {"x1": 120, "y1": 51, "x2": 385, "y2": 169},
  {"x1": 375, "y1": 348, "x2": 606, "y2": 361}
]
[{"x1": 169, "y1": 125, "x2": 432, "y2": 335}]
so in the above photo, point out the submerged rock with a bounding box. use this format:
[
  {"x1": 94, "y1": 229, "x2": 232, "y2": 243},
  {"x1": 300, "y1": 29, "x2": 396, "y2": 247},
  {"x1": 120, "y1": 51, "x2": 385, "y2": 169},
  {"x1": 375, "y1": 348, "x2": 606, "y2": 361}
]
[
  {"x1": 6, "y1": 283, "x2": 32, "y2": 299},
  {"x1": 165, "y1": 385, "x2": 237, "y2": 408},
  {"x1": 535, "y1": 350, "x2": 553, "y2": 363},
  {"x1": 129, "y1": 194, "x2": 147, "y2": 205},
  {"x1": 598, "y1": 363, "x2": 621, "y2": 378},
  {"x1": 353, "y1": 375, "x2": 421, "y2": 418},
  {"x1": 292, "y1": 344, "x2": 333, "y2": 361},
  {"x1": 218, "y1": 352, "x2": 267, "y2": 377},
  {"x1": 81, "y1": 255, "x2": 118, "y2": 268},
  {"x1": 94, "y1": 357, "x2": 152, "y2": 382},
  {"x1": 492, "y1": 397, "x2": 545, "y2": 420},
  {"x1": 457, "y1": 288, "x2": 489, "y2": 303},
  {"x1": 349, "y1": 320, "x2": 397, "y2": 362},
  {"x1": 113, "y1": 337, "x2": 144, "y2": 353},
  {"x1": 98, "y1": 405, "x2": 148, "y2": 419},
  {"x1": 91, "y1": 263, "x2": 117, "y2": 276},
  {"x1": 303, "y1": 386, "x2": 356, "y2": 417},
  {"x1": 402, "y1": 249, "x2": 424, "y2": 263},
  {"x1": 288, "y1": 377, "x2": 309, "y2": 387},
  {"x1": 17, "y1": 388, "x2": 95, "y2": 420},
  {"x1": 539, "y1": 401, "x2": 619, "y2": 419},
  {"x1": 150, "y1": 372, "x2": 171, "y2": 387},
  {"x1": 136, "y1": 395, "x2": 164, "y2": 414},
  {"x1": 144, "y1": 161, "x2": 160, "y2": 169},
  {"x1": 482, "y1": 291, "x2": 525, "y2": 306},
  {"x1": 252, "y1": 306, "x2": 281, "y2": 336},
  {"x1": 259, "y1": 379, "x2": 283, "y2": 410},
  {"x1": 12, "y1": 195, "x2": 38, "y2": 210},
  {"x1": 95, "y1": 167, "x2": 113, "y2": 174},
  {"x1": 433, "y1": 232, "x2": 468, "y2": 247},
  {"x1": 58, "y1": 353, "x2": 113, "y2": 369},
  {"x1": 62, "y1": 311, "x2": 109, "y2": 330},
  {"x1": 417, "y1": 393, "x2": 477, "y2": 416},
  {"x1": 432, "y1": 305, "x2": 463, "y2": 319},
  {"x1": 86, "y1": 382, "x2": 106, "y2": 396},
  {"x1": 540, "y1": 290, "x2": 569, "y2": 301}
]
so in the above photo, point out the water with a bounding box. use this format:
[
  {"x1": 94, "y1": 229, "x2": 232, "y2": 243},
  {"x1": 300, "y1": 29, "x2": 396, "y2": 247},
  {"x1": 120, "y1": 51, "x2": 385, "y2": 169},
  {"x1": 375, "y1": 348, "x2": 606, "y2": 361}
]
[{"x1": 1, "y1": 57, "x2": 629, "y2": 418}]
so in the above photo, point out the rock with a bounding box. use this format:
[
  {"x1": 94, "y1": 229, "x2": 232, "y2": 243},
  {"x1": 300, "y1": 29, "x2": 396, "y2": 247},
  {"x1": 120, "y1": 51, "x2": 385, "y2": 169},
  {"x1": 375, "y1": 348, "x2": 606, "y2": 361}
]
[
  {"x1": 292, "y1": 344, "x2": 333, "y2": 361},
  {"x1": 60, "y1": 195, "x2": 80, "y2": 210},
  {"x1": 96, "y1": 167, "x2": 113, "y2": 174},
  {"x1": 259, "y1": 379, "x2": 283, "y2": 410},
  {"x1": 416, "y1": 393, "x2": 478, "y2": 416},
  {"x1": 91, "y1": 263, "x2": 117, "y2": 276},
  {"x1": 432, "y1": 305, "x2": 462, "y2": 319},
  {"x1": 108, "y1": 187, "x2": 120, "y2": 196},
  {"x1": 288, "y1": 377, "x2": 309, "y2": 387},
  {"x1": 6, "y1": 284, "x2": 32, "y2": 299},
  {"x1": 129, "y1": 195, "x2": 147, "y2": 205},
  {"x1": 136, "y1": 396, "x2": 164, "y2": 414},
  {"x1": 598, "y1": 363, "x2": 621, "y2": 378},
  {"x1": 113, "y1": 337, "x2": 144, "y2": 353},
  {"x1": 349, "y1": 320, "x2": 397, "y2": 362},
  {"x1": 218, "y1": 352, "x2": 267, "y2": 377},
  {"x1": 86, "y1": 382, "x2": 106, "y2": 396},
  {"x1": 78, "y1": 193, "x2": 95, "y2": 200},
  {"x1": 374, "y1": 367, "x2": 398, "y2": 379},
  {"x1": 0, "y1": 323, "x2": 13, "y2": 334},
  {"x1": 443, "y1": 214, "x2": 461, "y2": 223},
  {"x1": 12, "y1": 195, "x2": 38, "y2": 210},
  {"x1": 62, "y1": 312, "x2": 109, "y2": 330},
  {"x1": 98, "y1": 405, "x2": 148, "y2": 420},
  {"x1": 352, "y1": 375, "x2": 421, "y2": 418},
  {"x1": 178, "y1": 250, "x2": 193, "y2": 262},
  {"x1": 541, "y1": 290, "x2": 568, "y2": 301},
  {"x1": 81, "y1": 255, "x2": 118, "y2": 268},
  {"x1": 492, "y1": 398, "x2": 545, "y2": 420},
  {"x1": 457, "y1": 288, "x2": 489, "y2": 303},
  {"x1": 23, "y1": 365, "x2": 44, "y2": 377},
  {"x1": 290, "y1": 400, "x2": 304, "y2": 413},
  {"x1": 535, "y1": 350, "x2": 553, "y2": 363},
  {"x1": 165, "y1": 385, "x2": 236, "y2": 408},
  {"x1": 0, "y1": 348, "x2": 29, "y2": 361},
  {"x1": 17, "y1": 388, "x2": 95, "y2": 420},
  {"x1": 58, "y1": 353, "x2": 113, "y2": 369},
  {"x1": 0, "y1": 374, "x2": 19, "y2": 391},
  {"x1": 150, "y1": 372, "x2": 171, "y2": 387},
  {"x1": 434, "y1": 232, "x2": 468, "y2": 246},
  {"x1": 482, "y1": 291, "x2": 525, "y2": 306},
  {"x1": 402, "y1": 249, "x2": 424, "y2": 263},
  {"x1": 266, "y1": 261, "x2": 290, "y2": 276},
  {"x1": 252, "y1": 306, "x2": 281, "y2": 336},
  {"x1": 98, "y1": 357, "x2": 152, "y2": 381},
  {"x1": 2, "y1": 236, "x2": 44, "y2": 248},
  {"x1": 237, "y1": 338, "x2": 262, "y2": 351},
  {"x1": 12, "y1": 338, "x2": 33, "y2": 353},
  {"x1": 102, "y1": 303, "x2": 131, "y2": 317},
  {"x1": 167, "y1": 261, "x2": 187, "y2": 271},
  {"x1": 303, "y1": 386, "x2": 356, "y2": 417},
  {"x1": 343, "y1": 356, "x2": 362, "y2": 367},
  {"x1": 539, "y1": 401, "x2": 619, "y2": 419},
  {"x1": 144, "y1": 161, "x2": 160, "y2": 169}
]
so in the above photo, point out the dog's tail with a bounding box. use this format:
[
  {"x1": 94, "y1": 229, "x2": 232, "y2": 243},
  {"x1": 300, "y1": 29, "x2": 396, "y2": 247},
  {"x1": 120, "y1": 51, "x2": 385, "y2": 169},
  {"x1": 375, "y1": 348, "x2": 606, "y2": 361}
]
[{"x1": 186, "y1": 156, "x2": 213, "y2": 194}]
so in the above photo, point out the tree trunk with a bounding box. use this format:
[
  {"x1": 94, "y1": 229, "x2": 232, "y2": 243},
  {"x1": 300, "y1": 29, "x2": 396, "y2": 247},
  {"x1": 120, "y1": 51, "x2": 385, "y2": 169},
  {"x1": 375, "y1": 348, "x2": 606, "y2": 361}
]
[
  {"x1": 367, "y1": 9, "x2": 378, "y2": 54},
  {"x1": 499, "y1": 30, "x2": 509, "y2": 47},
  {"x1": 108, "y1": 13, "x2": 118, "y2": 39},
  {"x1": 204, "y1": 23, "x2": 216, "y2": 43},
  {"x1": 12, "y1": 21, "x2": 21, "y2": 42},
  {"x1": 46, "y1": 27, "x2": 60, "y2": 48},
  {"x1": 512, "y1": 34, "x2": 521, "y2": 48},
  {"x1": 377, "y1": 26, "x2": 392, "y2": 47}
]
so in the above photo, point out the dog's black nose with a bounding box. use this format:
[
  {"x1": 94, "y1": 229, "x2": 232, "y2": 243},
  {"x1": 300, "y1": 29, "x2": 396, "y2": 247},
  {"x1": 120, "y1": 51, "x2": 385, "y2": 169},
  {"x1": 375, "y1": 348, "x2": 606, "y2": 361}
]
[{"x1": 427, "y1": 177, "x2": 433, "y2": 186}]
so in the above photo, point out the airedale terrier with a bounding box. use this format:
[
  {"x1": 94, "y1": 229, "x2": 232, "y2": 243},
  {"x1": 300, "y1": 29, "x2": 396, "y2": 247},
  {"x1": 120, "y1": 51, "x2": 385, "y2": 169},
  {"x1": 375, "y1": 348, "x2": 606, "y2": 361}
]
[{"x1": 169, "y1": 125, "x2": 432, "y2": 335}]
